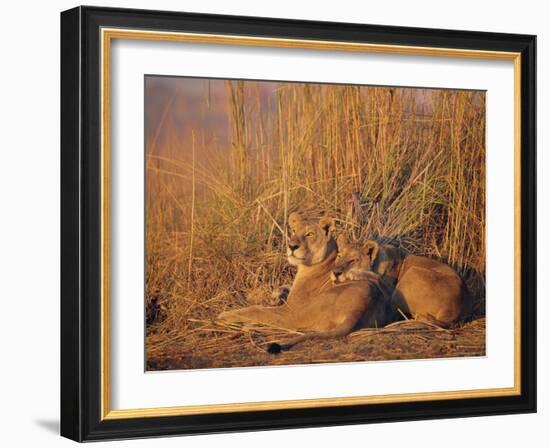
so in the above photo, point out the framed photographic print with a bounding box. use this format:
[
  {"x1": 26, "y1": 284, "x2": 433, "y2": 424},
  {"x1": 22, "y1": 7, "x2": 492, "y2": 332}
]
[{"x1": 60, "y1": 6, "x2": 536, "y2": 442}]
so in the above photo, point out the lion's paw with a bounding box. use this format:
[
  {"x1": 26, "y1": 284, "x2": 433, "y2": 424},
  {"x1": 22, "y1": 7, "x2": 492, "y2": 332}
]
[{"x1": 269, "y1": 285, "x2": 290, "y2": 306}]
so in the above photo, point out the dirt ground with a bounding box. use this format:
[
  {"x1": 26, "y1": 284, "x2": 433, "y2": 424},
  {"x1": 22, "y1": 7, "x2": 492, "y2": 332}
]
[{"x1": 146, "y1": 317, "x2": 485, "y2": 371}]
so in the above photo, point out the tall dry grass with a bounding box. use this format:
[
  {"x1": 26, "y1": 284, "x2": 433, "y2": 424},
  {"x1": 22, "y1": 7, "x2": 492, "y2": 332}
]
[{"x1": 145, "y1": 79, "x2": 485, "y2": 362}]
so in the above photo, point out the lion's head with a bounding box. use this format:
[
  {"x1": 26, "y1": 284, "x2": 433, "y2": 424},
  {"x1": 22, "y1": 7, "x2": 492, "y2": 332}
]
[
  {"x1": 331, "y1": 236, "x2": 379, "y2": 283},
  {"x1": 286, "y1": 212, "x2": 336, "y2": 267}
]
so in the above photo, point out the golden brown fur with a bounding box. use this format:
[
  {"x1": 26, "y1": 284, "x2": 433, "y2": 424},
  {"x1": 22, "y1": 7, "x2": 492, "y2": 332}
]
[
  {"x1": 333, "y1": 236, "x2": 467, "y2": 326},
  {"x1": 218, "y1": 212, "x2": 388, "y2": 350}
]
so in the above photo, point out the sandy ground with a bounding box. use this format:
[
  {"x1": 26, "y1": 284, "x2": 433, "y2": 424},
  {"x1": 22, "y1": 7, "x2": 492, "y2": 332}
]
[{"x1": 146, "y1": 317, "x2": 485, "y2": 371}]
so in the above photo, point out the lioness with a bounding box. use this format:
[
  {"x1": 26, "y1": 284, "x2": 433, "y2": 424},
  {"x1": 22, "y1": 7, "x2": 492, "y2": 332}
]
[
  {"x1": 218, "y1": 212, "x2": 388, "y2": 350},
  {"x1": 332, "y1": 235, "x2": 467, "y2": 326},
  {"x1": 265, "y1": 277, "x2": 387, "y2": 352}
]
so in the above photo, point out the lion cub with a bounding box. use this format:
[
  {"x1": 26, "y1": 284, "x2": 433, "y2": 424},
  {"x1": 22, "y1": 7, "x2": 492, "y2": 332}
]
[
  {"x1": 333, "y1": 235, "x2": 467, "y2": 326},
  {"x1": 332, "y1": 235, "x2": 381, "y2": 284},
  {"x1": 332, "y1": 235, "x2": 394, "y2": 299}
]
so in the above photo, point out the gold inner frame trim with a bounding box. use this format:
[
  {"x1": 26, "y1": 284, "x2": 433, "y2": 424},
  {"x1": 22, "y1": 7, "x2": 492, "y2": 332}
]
[{"x1": 100, "y1": 27, "x2": 522, "y2": 421}]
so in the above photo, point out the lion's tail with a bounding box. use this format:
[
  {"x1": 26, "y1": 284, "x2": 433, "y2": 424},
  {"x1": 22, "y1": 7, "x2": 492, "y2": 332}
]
[{"x1": 266, "y1": 318, "x2": 357, "y2": 354}]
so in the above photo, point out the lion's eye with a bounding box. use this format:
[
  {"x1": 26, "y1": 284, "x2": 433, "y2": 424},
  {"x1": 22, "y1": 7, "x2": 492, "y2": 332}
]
[{"x1": 305, "y1": 232, "x2": 314, "y2": 238}]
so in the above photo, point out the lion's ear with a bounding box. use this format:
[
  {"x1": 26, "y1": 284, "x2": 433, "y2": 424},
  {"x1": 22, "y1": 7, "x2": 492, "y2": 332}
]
[
  {"x1": 336, "y1": 234, "x2": 348, "y2": 248},
  {"x1": 288, "y1": 212, "x2": 302, "y2": 229},
  {"x1": 319, "y1": 216, "x2": 336, "y2": 237},
  {"x1": 364, "y1": 240, "x2": 379, "y2": 263}
]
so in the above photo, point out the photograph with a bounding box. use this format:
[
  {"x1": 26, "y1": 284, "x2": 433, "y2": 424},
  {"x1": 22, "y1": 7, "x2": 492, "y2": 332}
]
[{"x1": 144, "y1": 76, "x2": 487, "y2": 371}]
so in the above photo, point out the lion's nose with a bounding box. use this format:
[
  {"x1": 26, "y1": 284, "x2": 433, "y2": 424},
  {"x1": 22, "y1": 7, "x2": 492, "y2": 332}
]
[
  {"x1": 333, "y1": 270, "x2": 342, "y2": 277},
  {"x1": 289, "y1": 243, "x2": 300, "y2": 252}
]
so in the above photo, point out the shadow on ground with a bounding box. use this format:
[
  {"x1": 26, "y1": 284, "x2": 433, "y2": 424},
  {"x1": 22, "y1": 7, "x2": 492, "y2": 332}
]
[{"x1": 33, "y1": 419, "x2": 59, "y2": 435}]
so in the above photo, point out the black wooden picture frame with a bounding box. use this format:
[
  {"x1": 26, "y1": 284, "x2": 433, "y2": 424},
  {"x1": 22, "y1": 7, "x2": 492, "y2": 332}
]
[{"x1": 61, "y1": 6, "x2": 536, "y2": 442}]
